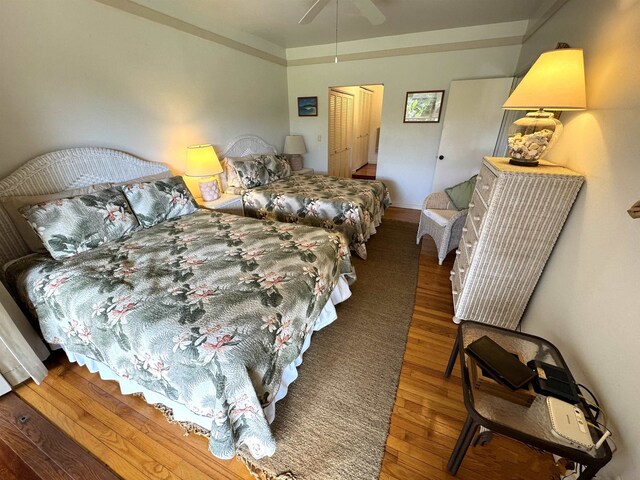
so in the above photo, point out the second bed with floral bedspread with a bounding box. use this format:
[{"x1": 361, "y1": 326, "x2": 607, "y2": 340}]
[
  {"x1": 241, "y1": 174, "x2": 391, "y2": 259},
  {"x1": 7, "y1": 210, "x2": 355, "y2": 460}
]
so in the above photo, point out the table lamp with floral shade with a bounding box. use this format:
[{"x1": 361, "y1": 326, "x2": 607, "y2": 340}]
[
  {"x1": 503, "y1": 47, "x2": 586, "y2": 167},
  {"x1": 185, "y1": 144, "x2": 224, "y2": 201}
]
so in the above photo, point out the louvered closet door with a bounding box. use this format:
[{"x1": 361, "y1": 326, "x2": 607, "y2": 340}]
[
  {"x1": 328, "y1": 93, "x2": 336, "y2": 175},
  {"x1": 328, "y1": 90, "x2": 354, "y2": 178}
]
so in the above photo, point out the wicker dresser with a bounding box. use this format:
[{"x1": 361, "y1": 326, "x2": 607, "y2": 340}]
[{"x1": 450, "y1": 157, "x2": 584, "y2": 329}]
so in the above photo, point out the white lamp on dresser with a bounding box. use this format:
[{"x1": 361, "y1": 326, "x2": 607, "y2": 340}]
[
  {"x1": 185, "y1": 144, "x2": 224, "y2": 201},
  {"x1": 0, "y1": 282, "x2": 49, "y2": 394},
  {"x1": 450, "y1": 157, "x2": 584, "y2": 330},
  {"x1": 283, "y1": 135, "x2": 307, "y2": 171},
  {"x1": 502, "y1": 47, "x2": 586, "y2": 166}
]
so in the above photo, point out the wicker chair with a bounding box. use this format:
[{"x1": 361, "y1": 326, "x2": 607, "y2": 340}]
[{"x1": 416, "y1": 192, "x2": 468, "y2": 265}]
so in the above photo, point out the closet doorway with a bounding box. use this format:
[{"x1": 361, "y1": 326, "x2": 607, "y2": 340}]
[{"x1": 328, "y1": 84, "x2": 384, "y2": 179}]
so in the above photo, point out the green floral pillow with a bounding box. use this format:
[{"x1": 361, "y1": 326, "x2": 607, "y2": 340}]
[
  {"x1": 121, "y1": 176, "x2": 198, "y2": 228},
  {"x1": 253, "y1": 154, "x2": 292, "y2": 182},
  {"x1": 20, "y1": 188, "x2": 140, "y2": 260},
  {"x1": 225, "y1": 157, "x2": 270, "y2": 189}
]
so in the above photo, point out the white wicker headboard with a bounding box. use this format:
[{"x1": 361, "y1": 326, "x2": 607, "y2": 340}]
[
  {"x1": 0, "y1": 147, "x2": 170, "y2": 267},
  {"x1": 222, "y1": 135, "x2": 278, "y2": 159}
]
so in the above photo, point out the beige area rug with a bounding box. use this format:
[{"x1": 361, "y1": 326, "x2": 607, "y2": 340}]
[
  {"x1": 239, "y1": 219, "x2": 421, "y2": 479},
  {"x1": 155, "y1": 219, "x2": 420, "y2": 479}
]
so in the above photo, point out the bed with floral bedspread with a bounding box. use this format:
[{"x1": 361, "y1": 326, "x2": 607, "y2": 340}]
[
  {"x1": 6, "y1": 210, "x2": 355, "y2": 460},
  {"x1": 240, "y1": 174, "x2": 391, "y2": 260}
]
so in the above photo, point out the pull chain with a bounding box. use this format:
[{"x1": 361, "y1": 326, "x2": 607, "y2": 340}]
[{"x1": 334, "y1": 0, "x2": 339, "y2": 63}]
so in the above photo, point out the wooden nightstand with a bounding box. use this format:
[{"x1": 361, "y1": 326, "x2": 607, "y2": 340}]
[
  {"x1": 291, "y1": 168, "x2": 314, "y2": 175},
  {"x1": 0, "y1": 283, "x2": 49, "y2": 394},
  {"x1": 198, "y1": 193, "x2": 244, "y2": 216}
]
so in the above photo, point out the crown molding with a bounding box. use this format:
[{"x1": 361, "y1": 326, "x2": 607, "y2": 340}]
[
  {"x1": 92, "y1": 1, "x2": 550, "y2": 68},
  {"x1": 286, "y1": 21, "x2": 528, "y2": 65},
  {"x1": 287, "y1": 36, "x2": 524, "y2": 67},
  {"x1": 93, "y1": 0, "x2": 287, "y2": 66}
]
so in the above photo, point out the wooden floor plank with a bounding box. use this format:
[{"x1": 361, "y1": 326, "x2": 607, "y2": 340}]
[
  {"x1": 0, "y1": 393, "x2": 118, "y2": 480},
  {"x1": 0, "y1": 437, "x2": 44, "y2": 480},
  {"x1": 40, "y1": 367, "x2": 209, "y2": 480},
  {"x1": 58, "y1": 367, "x2": 239, "y2": 480},
  {"x1": 11, "y1": 207, "x2": 558, "y2": 479},
  {"x1": 0, "y1": 418, "x2": 73, "y2": 480},
  {"x1": 16, "y1": 384, "x2": 151, "y2": 480}
]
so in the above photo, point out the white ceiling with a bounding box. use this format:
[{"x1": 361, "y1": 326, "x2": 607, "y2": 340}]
[{"x1": 130, "y1": 0, "x2": 548, "y2": 49}]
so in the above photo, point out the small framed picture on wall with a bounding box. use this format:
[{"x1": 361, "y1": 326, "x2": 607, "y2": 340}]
[
  {"x1": 403, "y1": 90, "x2": 445, "y2": 123},
  {"x1": 298, "y1": 96, "x2": 318, "y2": 116}
]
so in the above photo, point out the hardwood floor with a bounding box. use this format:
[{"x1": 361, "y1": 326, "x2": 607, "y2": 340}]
[
  {"x1": 0, "y1": 392, "x2": 119, "y2": 480},
  {"x1": 352, "y1": 163, "x2": 377, "y2": 179},
  {"x1": 12, "y1": 207, "x2": 559, "y2": 479}
]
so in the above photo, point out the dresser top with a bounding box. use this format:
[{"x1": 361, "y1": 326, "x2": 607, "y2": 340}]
[{"x1": 484, "y1": 157, "x2": 583, "y2": 178}]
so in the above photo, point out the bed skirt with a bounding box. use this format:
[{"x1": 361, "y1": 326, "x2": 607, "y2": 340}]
[{"x1": 57, "y1": 274, "x2": 352, "y2": 442}]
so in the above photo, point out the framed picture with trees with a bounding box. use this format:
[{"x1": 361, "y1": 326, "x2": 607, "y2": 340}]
[{"x1": 403, "y1": 90, "x2": 445, "y2": 123}]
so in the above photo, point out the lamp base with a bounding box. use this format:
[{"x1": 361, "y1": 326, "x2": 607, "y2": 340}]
[
  {"x1": 288, "y1": 154, "x2": 303, "y2": 171},
  {"x1": 198, "y1": 176, "x2": 222, "y2": 201},
  {"x1": 509, "y1": 158, "x2": 539, "y2": 167},
  {"x1": 506, "y1": 110, "x2": 563, "y2": 166}
]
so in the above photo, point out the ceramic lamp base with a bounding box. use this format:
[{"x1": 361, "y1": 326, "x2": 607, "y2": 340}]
[
  {"x1": 506, "y1": 110, "x2": 563, "y2": 166},
  {"x1": 288, "y1": 154, "x2": 303, "y2": 171},
  {"x1": 199, "y1": 177, "x2": 221, "y2": 201}
]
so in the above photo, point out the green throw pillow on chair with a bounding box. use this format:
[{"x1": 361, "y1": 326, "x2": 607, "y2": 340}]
[{"x1": 445, "y1": 175, "x2": 477, "y2": 210}]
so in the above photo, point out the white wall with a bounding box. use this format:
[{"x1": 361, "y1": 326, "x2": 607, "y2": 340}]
[
  {"x1": 0, "y1": 0, "x2": 289, "y2": 178},
  {"x1": 287, "y1": 45, "x2": 520, "y2": 209},
  {"x1": 518, "y1": 0, "x2": 640, "y2": 477}
]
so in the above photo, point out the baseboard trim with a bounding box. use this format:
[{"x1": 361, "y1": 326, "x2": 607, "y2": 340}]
[{"x1": 391, "y1": 203, "x2": 421, "y2": 211}]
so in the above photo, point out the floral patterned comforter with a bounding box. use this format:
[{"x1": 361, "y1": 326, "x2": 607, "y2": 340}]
[
  {"x1": 6, "y1": 210, "x2": 355, "y2": 459},
  {"x1": 242, "y1": 175, "x2": 391, "y2": 259}
]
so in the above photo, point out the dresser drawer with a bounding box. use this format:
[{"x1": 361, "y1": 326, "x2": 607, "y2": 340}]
[
  {"x1": 459, "y1": 240, "x2": 471, "y2": 272},
  {"x1": 476, "y1": 164, "x2": 497, "y2": 205},
  {"x1": 461, "y1": 229, "x2": 478, "y2": 264},
  {"x1": 450, "y1": 262, "x2": 462, "y2": 308},
  {"x1": 460, "y1": 219, "x2": 478, "y2": 256},
  {"x1": 468, "y1": 194, "x2": 488, "y2": 234}
]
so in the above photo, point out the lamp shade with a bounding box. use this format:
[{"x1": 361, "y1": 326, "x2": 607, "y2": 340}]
[
  {"x1": 283, "y1": 135, "x2": 307, "y2": 155},
  {"x1": 503, "y1": 48, "x2": 586, "y2": 111},
  {"x1": 185, "y1": 144, "x2": 223, "y2": 177}
]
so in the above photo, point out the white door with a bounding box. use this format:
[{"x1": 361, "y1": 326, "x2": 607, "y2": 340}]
[
  {"x1": 431, "y1": 77, "x2": 513, "y2": 193},
  {"x1": 328, "y1": 90, "x2": 354, "y2": 178}
]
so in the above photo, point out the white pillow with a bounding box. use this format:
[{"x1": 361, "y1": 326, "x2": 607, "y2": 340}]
[{"x1": 1, "y1": 183, "x2": 111, "y2": 253}]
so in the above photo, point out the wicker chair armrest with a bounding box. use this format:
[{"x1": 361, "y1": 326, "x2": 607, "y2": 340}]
[{"x1": 423, "y1": 192, "x2": 453, "y2": 210}]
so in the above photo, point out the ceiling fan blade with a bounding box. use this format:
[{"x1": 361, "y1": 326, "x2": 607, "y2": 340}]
[
  {"x1": 351, "y1": 0, "x2": 386, "y2": 25},
  {"x1": 299, "y1": 0, "x2": 331, "y2": 24}
]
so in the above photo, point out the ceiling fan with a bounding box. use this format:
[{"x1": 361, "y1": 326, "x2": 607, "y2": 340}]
[{"x1": 299, "y1": 0, "x2": 386, "y2": 26}]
